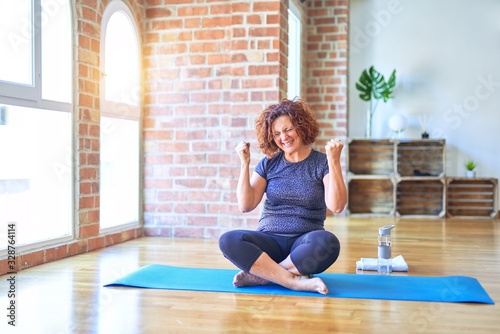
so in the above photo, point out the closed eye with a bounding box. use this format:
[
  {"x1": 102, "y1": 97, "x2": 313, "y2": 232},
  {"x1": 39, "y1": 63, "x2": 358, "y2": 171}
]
[{"x1": 273, "y1": 128, "x2": 294, "y2": 137}]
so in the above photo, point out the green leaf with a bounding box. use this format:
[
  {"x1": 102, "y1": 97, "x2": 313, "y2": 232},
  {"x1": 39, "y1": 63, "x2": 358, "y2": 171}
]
[
  {"x1": 381, "y1": 70, "x2": 396, "y2": 102},
  {"x1": 355, "y1": 83, "x2": 370, "y2": 101},
  {"x1": 355, "y1": 66, "x2": 397, "y2": 109},
  {"x1": 464, "y1": 160, "x2": 476, "y2": 170}
]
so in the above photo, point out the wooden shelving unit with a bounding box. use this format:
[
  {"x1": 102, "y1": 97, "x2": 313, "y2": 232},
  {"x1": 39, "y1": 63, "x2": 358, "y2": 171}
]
[
  {"x1": 347, "y1": 139, "x2": 395, "y2": 217},
  {"x1": 446, "y1": 178, "x2": 498, "y2": 218},
  {"x1": 347, "y1": 139, "x2": 446, "y2": 218},
  {"x1": 347, "y1": 139, "x2": 498, "y2": 219},
  {"x1": 395, "y1": 140, "x2": 446, "y2": 217}
]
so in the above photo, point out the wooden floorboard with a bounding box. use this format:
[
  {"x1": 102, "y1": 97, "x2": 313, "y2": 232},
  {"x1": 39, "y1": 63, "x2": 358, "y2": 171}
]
[{"x1": 1, "y1": 217, "x2": 499, "y2": 333}]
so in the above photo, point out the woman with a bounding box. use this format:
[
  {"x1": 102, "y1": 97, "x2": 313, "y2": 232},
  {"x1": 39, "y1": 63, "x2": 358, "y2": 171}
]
[{"x1": 218, "y1": 98, "x2": 347, "y2": 294}]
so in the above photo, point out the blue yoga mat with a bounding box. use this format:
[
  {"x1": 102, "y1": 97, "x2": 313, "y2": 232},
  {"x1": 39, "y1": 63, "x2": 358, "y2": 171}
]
[{"x1": 104, "y1": 264, "x2": 494, "y2": 304}]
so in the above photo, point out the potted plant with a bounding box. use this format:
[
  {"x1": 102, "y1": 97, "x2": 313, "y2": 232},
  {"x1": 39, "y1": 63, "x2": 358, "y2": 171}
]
[
  {"x1": 355, "y1": 66, "x2": 396, "y2": 138},
  {"x1": 464, "y1": 160, "x2": 476, "y2": 178}
]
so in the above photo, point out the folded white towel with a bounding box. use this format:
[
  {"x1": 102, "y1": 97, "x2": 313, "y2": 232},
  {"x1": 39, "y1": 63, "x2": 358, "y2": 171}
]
[{"x1": 356, "y1": 255, "x2": 409, "y2": 272}]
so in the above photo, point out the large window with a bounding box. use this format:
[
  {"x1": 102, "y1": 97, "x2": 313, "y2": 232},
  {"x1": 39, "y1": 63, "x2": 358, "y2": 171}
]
[
  {"x1": 0, "y1": 106, "x2": 72, "y2": 247},
  {"x1": 0, "y1": 0, "x2": 72, "y2": 250},
  {"x1": 287, "y1": 2, "x2": 302, "y2": 100},
  {"x1": 100, "y1": 1, "x2": 141, "y2": 230}
]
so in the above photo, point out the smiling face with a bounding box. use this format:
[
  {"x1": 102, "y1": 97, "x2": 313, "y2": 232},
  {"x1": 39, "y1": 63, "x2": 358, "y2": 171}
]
[{"x1": 272, "y1": 115, "x2": 304, "y2": 156}]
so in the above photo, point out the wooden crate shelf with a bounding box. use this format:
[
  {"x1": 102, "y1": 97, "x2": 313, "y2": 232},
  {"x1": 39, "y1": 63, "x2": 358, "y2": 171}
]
[
  {"x1": 347, "y1": 139, "x2": 498, "y2": 219},
  {"x1": 348, "y1": 178, "x2": 394, "y2": 215},
  {"x1": 347, "y1": 139, "x2": 394, "y2": 175},
  {"x1": 396, "y1": 179, "x2": 445, "y2": 217},
  {"x1": 396, "y1": 140, "x2": 445, "y2": 177},
  {"x1": 347, "y1": 139, "x2": 446, "y2": 217},
  {"x1": 446, "y1": 178, "x2": 498, "y2": 218}
]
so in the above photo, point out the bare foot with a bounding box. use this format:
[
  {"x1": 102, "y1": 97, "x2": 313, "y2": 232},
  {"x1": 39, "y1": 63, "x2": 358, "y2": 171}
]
[
  {"x1": 292, "y1": 275, "x2": 329, "y2": 295},
  {"x1": 233, "y1": 271, "x2": 271, "y2": 287}
]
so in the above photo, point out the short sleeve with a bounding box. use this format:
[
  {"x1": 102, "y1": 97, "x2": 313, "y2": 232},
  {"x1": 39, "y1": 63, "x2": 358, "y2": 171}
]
[
  {"x1": 320, "y1": 154, "x2": 329, "y2": 178},
  {"x1": 254, "y1": 156, "x2": 268, "y2": 179}
]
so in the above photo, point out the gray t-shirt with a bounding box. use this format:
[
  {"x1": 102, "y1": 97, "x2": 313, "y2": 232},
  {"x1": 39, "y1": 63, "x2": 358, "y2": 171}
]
[{"x1": 254, "y1": 149, "x2": 329, "y2": 234}]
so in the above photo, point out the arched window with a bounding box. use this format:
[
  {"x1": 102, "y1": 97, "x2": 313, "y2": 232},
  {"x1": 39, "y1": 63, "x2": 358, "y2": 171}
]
[
  {"x1": 0, "y1": 0, "x2": 73, "y2": 249},
  {"x1": 100, "y1": 1, "x2": 141, "y2": 230}
]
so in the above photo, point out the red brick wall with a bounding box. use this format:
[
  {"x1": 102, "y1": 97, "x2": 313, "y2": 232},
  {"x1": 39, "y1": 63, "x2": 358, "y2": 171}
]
[
  {"x1": 306, "y1": 0, "x2": 348, "y2": 150},
  {"x1": 142, "y1": 0, "x2": 349, "y2": 238},
  {"x1": 143, "y1": 0, "x2": 284, "y2": 238}
]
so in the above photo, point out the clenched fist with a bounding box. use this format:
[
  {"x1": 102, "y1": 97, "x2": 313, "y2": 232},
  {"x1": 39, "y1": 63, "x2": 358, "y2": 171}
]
[
  {"x1": 235, "y1": 141, "x2": 251, "y2": 165},
  {"x1": 325, "y1": 139, "x2": 343, "y2": 162}
]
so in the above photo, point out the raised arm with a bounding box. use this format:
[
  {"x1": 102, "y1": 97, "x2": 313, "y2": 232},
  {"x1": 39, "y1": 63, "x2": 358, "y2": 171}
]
[
  {"x1": 323, "y1": 139, "x2": 348, "y2": 213},
  {"x1": 235, "y1": 142, "x2": 267, "y2": 213}
]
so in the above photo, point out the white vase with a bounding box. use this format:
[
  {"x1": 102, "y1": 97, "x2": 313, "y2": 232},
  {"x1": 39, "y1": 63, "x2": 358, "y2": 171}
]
[
  {"x1": 365, "y1": 109, "x2": 373, "y2": 138},
  {"x1": 466, "y1": 170, "x2": 476, "y2": 178}
]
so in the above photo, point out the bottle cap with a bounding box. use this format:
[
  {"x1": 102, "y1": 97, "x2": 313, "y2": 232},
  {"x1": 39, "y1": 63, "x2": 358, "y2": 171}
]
[{"x1": 379, "y1": 224, "x2": 395, "y2": 236}]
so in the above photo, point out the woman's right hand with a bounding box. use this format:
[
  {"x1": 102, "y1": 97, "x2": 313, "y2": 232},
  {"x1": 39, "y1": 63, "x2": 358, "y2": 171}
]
[{"x1": 235, "y1": 141, "x2": 251, "y2": 165}]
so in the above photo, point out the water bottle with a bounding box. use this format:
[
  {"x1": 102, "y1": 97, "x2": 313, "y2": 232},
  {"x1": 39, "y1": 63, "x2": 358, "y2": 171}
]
[{"x1": 378, "y1": 225, "x2": 395, "y2": 274}]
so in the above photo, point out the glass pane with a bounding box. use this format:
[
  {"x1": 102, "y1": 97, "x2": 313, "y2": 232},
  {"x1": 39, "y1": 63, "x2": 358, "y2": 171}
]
[
  {"x1": 287, "y1": 8, "x2": 301, "y2": 100},
  {"x1": 104, "y1": 12, "x2": 140, "y2": 107},
  {"x1": 100, "y1": 117, "x2": 140, "y2": 229},
  {"x1": 0, "y1": 0, "x2": 33, "y2": 85},
  {"x1": 0, "y1": 104, "x2": 72, "y2": 248},
  {"x1": 42, "y1": 0, "x2": 72, "y2": 102}
]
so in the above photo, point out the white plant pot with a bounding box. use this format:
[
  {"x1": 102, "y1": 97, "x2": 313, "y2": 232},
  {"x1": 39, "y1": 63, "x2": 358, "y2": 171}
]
[{"x1": 466, "y1": 170, "x2": 476, "y2": 178}]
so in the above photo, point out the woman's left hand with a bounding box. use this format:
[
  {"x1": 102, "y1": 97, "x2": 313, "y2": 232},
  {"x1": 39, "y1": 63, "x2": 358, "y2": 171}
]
[{"x1": 325, "y1": 139, "x2": 344, "y2": 162}]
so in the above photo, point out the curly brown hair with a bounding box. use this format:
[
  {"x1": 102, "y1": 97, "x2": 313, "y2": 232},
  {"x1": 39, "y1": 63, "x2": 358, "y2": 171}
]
[{"x1": 255, "y1": 98, "x2": 320, "y2": 158}]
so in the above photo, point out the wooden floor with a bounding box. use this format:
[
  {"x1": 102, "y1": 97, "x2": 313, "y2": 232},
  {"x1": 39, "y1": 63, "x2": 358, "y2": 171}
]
[{"x1": 1, "y1": 217, "x2": 499, "y2": 333}]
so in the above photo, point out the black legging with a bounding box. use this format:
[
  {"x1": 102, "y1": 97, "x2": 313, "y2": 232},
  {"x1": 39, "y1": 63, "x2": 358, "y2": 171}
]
[{"x1": 218, "y1": 229, "x2": 340, "y2": 276}]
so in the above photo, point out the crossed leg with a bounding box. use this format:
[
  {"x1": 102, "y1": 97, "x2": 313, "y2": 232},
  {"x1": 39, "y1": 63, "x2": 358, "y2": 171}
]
[
  {"x1": 233, "y1": 252, "x2": 328, "y2": 295},
  {"x1": 219, "y1": 230, "x2": 339, "y2": 295}
]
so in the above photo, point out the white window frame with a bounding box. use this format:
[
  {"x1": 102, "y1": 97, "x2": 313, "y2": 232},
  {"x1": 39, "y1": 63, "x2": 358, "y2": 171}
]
[
  {"x1": 287, "y1": 1, "x2": 302, "y2": 100},
  {"x1": 0, "y1": 0, "x2": 74, "y2": 254},
  {"x1": 100, "y1": 0, "x2": 141, "y2": 121},
  {"x1": 0, "y1": 0, "x2": 72, "y2": 113},
  {"x1": 0, "y1": 0, "x2": 39, "y2": 102},
  {"x1": 99, "y1": 0, "x2": 142, "y2": 233}
]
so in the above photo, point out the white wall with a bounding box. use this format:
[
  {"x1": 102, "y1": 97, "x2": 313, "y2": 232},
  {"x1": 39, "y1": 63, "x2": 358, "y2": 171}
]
[{"x1": 349, "y1": 0, "x2": 500, "y2": 211}]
